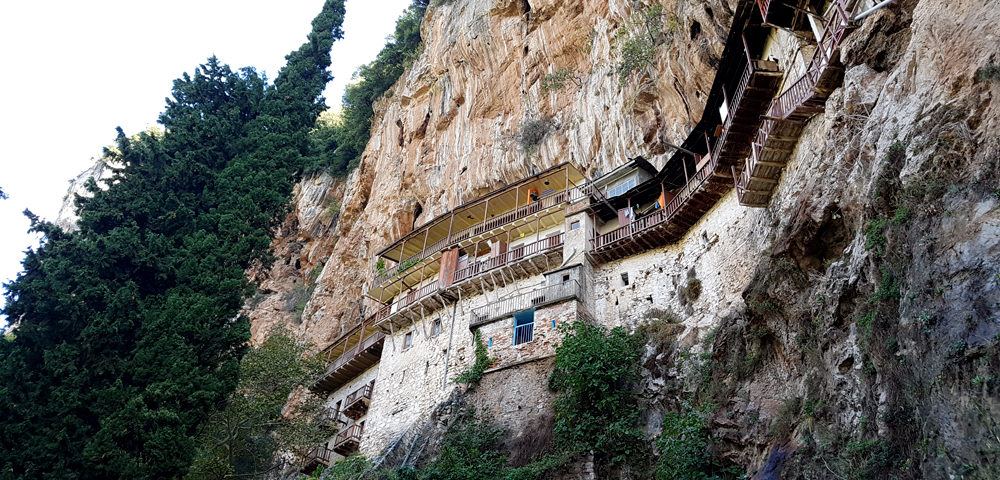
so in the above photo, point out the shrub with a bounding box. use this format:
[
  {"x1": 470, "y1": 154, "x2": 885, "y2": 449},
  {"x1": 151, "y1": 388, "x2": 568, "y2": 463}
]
[
  {"x1": 541, "y1": 68, "x2": 578, "y2": 92},
  {"x1": 864, "y1": 218, "x2": 888, "y2": 256},
  {"x1": 455, "y1": 330, "x2": 492, "y2": 387},
  {"x1": 686, "y1": 278, "x2": 703, "y2": 302},
  {"x1": 976, "y1": 64, "x2": 1000, "y2": 82},
  {"x1": 638, "y1": 308, "x2": 684, "y2": 344},
  {"x1": 656, "y1": 406, "x2": 728, "y2": 480},
  {"x1": 615, "y1": 4, "x2": 665, "y2": 84},
  {"x1": 517, "y1": 117, "x2": 556, "y2": 153},
  {"x1": 549, "y1": 322, "x2": 645, "y2": 464}
]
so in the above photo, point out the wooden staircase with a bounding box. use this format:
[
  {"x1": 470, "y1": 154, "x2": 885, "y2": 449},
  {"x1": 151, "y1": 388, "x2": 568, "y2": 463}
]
[{"x1": 736, "y1": 0, "x2": 853, "y2": 207}]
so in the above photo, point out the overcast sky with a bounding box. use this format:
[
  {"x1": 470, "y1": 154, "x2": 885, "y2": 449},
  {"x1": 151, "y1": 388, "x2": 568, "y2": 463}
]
[{"x1": 0, "y1": 0, "x2": 413, "y2": 322}]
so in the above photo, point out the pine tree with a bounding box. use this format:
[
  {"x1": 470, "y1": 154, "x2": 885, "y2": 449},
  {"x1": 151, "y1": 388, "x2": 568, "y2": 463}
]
[{"x1": 0, "y1": 2, "x2": 345, "y2": 478}]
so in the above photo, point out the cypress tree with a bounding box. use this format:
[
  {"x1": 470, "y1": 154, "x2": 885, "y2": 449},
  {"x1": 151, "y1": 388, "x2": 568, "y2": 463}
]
[{"x1": 0, "y1": 1, "x2": 345, "y2": 478}]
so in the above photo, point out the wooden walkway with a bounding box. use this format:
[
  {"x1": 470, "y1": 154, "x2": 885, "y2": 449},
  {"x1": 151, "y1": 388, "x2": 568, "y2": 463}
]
[
  {"x1": 736, "y1": 0, "x2": 852, "y2": 207},
  {"x1": 589, "y1": 58, "x2": 781, "y2": 263}
]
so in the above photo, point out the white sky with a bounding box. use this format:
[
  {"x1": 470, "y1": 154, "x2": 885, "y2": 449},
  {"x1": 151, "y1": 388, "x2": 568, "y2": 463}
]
[{"x1": 0, "y1": 0, "x2": 413, "y2": 322}]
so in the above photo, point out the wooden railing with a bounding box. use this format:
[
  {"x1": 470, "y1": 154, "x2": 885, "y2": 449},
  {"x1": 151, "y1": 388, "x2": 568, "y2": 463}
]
[
  {"x1": 771, "y1": 0, "x2": 850, "y2": 119},
  {"x1": 448, "y1": 190, "x2": 569, "y2": 245},
  {"x1": 320, "y1": 328, "x2": 385, "y2": 374},
  {"x1": 345, "y1": 381, "x2": 373, "y2": 407},
  {"x1": 334, "y1": 422, "x2": 364, "y2": 447},
  {"x1": 471, "y1": 280, "x2": 582, "y2": 326},
  {"x1": 303, "y1": 445, "x2": 335, "y2": 468},
  {"x1": 453, "y1": 233, "x2": 564, "y2": 284},
  {"x1": 594, "y1": 147, "x2": 720, "y2": 252}
]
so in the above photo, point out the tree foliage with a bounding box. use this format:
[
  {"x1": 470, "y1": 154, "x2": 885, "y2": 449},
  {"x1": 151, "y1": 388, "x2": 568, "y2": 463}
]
[
  {"x1": 185, "y1": 328, "x2": 331, "y2": 479},
  {"x1": 0, "y1": 1, "x2": 345, "y2": 478},
  {"x1": 548, "y1": 321, "x2": 645, "y2": 465},
  {"x1": 303, "y1": 1, "x2": 426, "y2": 175}
]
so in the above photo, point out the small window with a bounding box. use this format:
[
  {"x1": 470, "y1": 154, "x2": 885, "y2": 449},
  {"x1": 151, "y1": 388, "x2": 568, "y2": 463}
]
[
  {"x1": 513, "y1": 309, "x2": 535, "y2": 345},
  {"x1": 562, "y1": 273, "x2": 571, "y2": 284},
  {"x1": 431, "y1": 319, "x2": 442, "y2": 336},
  {"x1": 403, "y1": 332, "x2": 413, "y2": 349},
  {"x1": 570, "y1": 220, "x2": 581, "y2": 230},
  {"x1": 621, "y1": 272, "x2": 629, "y2": 286}
]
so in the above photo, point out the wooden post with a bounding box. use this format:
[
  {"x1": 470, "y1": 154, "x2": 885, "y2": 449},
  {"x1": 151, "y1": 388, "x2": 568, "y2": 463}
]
[
  {"x1": 446, "y1": 211, "x2": 455, "y2": 244},
  {"x1": 399, "y1": 237, "x2": 407, "y2": 268},
  {"x1": 742, "y1": 33, "x2": 753, "y2": 67},
  {"x1": 421, "y1": 228, "x2": 429, "y2": 259},
  {"x1": 356, "y1": 320, "x2": 365, "y2": 356}
]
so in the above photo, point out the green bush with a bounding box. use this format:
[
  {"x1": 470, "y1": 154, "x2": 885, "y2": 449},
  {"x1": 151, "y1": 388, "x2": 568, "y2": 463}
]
[
  {"x1": 656, "y1": 406, "x2": 731, "y2": 480},
  {"x1": 549, "y1": 321, "x2": 645, "y2": 464},
  {"x1": 541, "y1": 68, "x2": 578, "y2": 92},
  {"x1": 615, "y1": 4, "x2": 664, "y2": 84}
]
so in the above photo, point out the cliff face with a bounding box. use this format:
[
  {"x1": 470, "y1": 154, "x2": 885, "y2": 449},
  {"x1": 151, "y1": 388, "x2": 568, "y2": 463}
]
[
  {"x1": 248, "y1": 0, "x2": 1000, "y2": 476},
  {"x1": 252, "y1": 0, "x2": 738, "y2": 345}
]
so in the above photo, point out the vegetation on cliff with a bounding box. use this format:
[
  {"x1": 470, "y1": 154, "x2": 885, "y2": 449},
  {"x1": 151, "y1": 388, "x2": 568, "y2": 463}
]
[
  {"x1": 304, "y1": 0, "x2": 428, "y2": 176},
  {"x1": 186, "y1": 328, "x2": 330, "y2": 479},
  {"x1": 0, "y1": 1, "x2": 345, "y2": 478}
]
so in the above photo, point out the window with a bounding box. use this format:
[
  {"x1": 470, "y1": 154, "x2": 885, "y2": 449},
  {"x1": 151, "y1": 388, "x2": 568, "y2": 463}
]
[
  {"x1": 431, "y1": 319, "x2": 442, "y2": 336},
  {"x1": 403, "y1": 332, "x2": 413, "y2": 349},
  {"x1": 570, "y1": 220, "x2": 581, "y2": 230},
  {"x1": 562, "y1": 273, "x2": 571, "y2": 284},
  {"x1": 605, "y1": 174, "x2": 638, "y2": 198},
  {"x1": 513, "y1": 309, "x2": 535, "y2": 345}
]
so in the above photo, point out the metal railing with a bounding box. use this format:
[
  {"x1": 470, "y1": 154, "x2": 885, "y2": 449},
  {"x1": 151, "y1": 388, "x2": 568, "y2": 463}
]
[
  {"x1": 471, "y1": 280, "x2": 582, "y2": 326},
  {"x1": 453, "y1": 233, "x2": 564, "y2": 284},
  {"x1": 513, "y1": 322, "x2": 534, "y2": 345}
]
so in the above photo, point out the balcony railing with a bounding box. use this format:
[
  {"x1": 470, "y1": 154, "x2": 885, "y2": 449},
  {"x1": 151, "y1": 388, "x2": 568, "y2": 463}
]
[
  {"x1": 771, "y1": 0, "x2": 850, "y2": 119},
  {"x1": 593, "y1": 145, "x2": 720, "y2": 253},
  {"x1": 453, "y1": 233, "x2": 564, "y2": 284},
  {"x1": 302, "y1": 445, "x2": 336, "y2": 472},
  {"x1": 332, "y1": 422, "x2": 364, "y2": 455},
  {"x1": 317, "y1": 325, "x2": 386, "y2": 377},
  {"x1": 448, "y1": 190, "x2": 569, "y2": 245},
  {"x1": 471, "y1": 280, "x2": 583, "y2": 327},
  {"x1": 345, "y1": 382, "x2": 373, "y2": 407}
]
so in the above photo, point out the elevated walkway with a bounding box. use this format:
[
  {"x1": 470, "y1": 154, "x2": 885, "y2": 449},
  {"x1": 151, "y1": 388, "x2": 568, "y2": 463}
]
[{"x1": 737, "y1": 0, "x2": 853, "y2": 206}]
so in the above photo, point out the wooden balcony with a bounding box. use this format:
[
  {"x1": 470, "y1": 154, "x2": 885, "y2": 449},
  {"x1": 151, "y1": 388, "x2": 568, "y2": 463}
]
[
  {"x1": 341, "y1": 380, "x2": 374, "y2": 420},
  {"x1": 470, "y1": 280, "x2": 583, "y2": 328},
  {"x1": 589, "y1": 58, "x2": 780, "y2": 264},
  {"x1": 371, "y1": 231, "x2": 565, "y2": 331},
  {"x1": 370, "y1": 164, "x2": 594, "y2": 291},
  {"x1": 301, "y1": 445, "x2": 335, "y2": 474},
  {"x1": 333, "y1": 422, "x2": 364, "y2": 456},
  {"x1": 312, "y1": 324, "x2": 385, "y2": 394},
  {"x1": 451, "y1": 233, "x2": 565, "y2": 298},
  {"x1": 737, "y1": 0, "x2": 851, "y2": 207}
]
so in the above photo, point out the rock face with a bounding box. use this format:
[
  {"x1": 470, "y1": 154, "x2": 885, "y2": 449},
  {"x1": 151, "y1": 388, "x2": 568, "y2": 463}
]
[
  {"x1": 250, "y1": 0, "x2": 1000, "y2": 477},
  {"x1": 279, "y1": 0, "x2": 736, "y2": 346}
]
